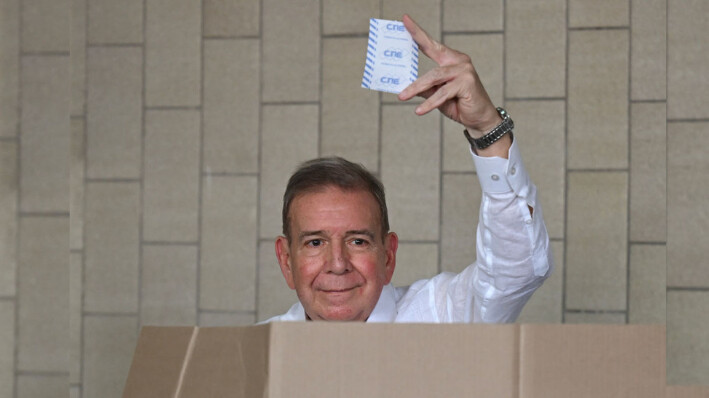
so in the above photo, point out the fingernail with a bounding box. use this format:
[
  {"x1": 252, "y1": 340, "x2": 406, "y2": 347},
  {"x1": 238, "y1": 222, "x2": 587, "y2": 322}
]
[{"x1": 415, "y1": 106, "x2": 422, "y2": 114}]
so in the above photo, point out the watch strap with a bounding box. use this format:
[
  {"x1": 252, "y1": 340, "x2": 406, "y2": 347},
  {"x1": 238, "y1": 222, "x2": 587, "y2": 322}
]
[{"x1": 463, "y1": 107, "x2": 514, "y2": 150}]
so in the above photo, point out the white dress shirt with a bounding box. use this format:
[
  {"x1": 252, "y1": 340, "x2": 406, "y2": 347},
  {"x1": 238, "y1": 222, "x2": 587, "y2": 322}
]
[{"x1": 265, "y1": 137, "x2": 553, "y2": 324}]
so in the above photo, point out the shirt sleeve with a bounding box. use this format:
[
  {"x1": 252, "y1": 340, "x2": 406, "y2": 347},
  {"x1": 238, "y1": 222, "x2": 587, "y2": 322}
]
[{"x1": 467, "y1": 136, "x2": 553, "y2": 323}]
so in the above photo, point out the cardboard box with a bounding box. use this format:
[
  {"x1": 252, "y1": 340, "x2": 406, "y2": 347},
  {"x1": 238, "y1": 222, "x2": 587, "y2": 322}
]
[{"x1": 123, "y1": 323, "x2": 667, "y2": 398}]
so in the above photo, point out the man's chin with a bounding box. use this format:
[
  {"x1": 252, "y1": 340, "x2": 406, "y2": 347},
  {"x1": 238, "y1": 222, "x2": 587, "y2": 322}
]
[{"x1": 309, "y1": 304, "x2": 369, "y2": 322}]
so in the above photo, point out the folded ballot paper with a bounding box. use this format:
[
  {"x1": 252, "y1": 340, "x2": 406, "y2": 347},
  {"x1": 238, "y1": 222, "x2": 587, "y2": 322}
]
[{"x1": 361, "y1": 18, "x2": 419, "y2": 94}]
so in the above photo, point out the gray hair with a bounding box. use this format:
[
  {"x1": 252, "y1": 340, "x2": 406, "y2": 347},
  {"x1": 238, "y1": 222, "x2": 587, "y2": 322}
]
[{"x1": 282, "y1": 157, "x2": 389, "y2": 241}]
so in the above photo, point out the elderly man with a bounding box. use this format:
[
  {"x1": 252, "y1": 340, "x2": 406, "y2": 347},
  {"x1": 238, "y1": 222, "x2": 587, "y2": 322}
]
[{"x1": 266, "y1": 15, "x2": 552, "y2": 324}]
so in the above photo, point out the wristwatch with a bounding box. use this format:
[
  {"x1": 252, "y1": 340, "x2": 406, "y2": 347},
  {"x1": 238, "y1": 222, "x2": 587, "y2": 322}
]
[{"x1": 463, "y1": 107, "x2": 514, "y2": 150}]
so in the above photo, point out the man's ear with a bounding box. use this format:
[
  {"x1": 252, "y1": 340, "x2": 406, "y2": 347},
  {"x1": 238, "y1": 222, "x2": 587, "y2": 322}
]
[
  {"x1": 275, "y1": 236, "x2": 296, "y2": 290},
  {"x1": 383, "y1": 232, "x2": 398, "y2": 284}
]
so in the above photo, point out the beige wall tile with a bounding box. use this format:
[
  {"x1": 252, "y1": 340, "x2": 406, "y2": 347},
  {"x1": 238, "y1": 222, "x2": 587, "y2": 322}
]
[
  {"x1": 0, "y1": 142, "x2": 17, "y2": 296},
  {"x1": 441, "y1": 173, "x2": 479, "y2": 274},
  {"x1": 204, "y1": 39, "x2": 259, "y2": 174},
  {"x1": 86, "y1": 47, "x2": 142, "y2": 179},
  {"x1": 628, "y1": 244, "x2": 666, "y2": 324},
  {"x1": 566, "y1": 172, "x2": 628, "y2": 310},
  {"x1": 564, "y1": 311, "x2": 627, "y2": 324},
  {"x1": 667, "y1": 291, "x2": 709, "y2": 385},
  {"x1": 667, "y1": 122, "x2": 709, "y2": 287},
  {"x1": 83, "y1": 315, "x2": 137, "y2": 398},
  {"x1": 71, "y1": 385, "x2": 80, "y2": 398},
  {"x1": 568, "y1": 30, "x2": 629, "y2": 169},
  {"x1": 71, "y1": 0, "x2": 86, "y2": 116},
  {"x1": 17, "y1": 375, "x2": 67, "y2": 398},
  {"x1": 667, "y1": 0, "x2": 708, "y2": 119},
  {"x1": 143, "y1": 110, "x2": 200, "y2": 242},
  {"x1": 443, "y1": 0, "x2": 501, "y2": 31},
  {"x1": 205, "y1": 0, "x2": 259, "y2": 37},
  {"x1": 0, "y1": 0, "x2": 19, "y2": 137},
  {"x1": 445, "y1": 34, "x2": 503, "y2": 109},
  {"x1": 200, "y1": 176, "x2": 257, "y2": 311},
  {"x1": 84, "y1": 182, "x2": 140, "y2": 313},
  {"x1": 20, "y1": 55, "x2": 70, "y2": 212},
  {"x1": 508, "y1": 100, "x2": 565, "y2": 239},
  {"x1": 0, "y1": 301, "x2": 14, "y2": 398},
  {"x1": 569, "y1": 0, "x2": 629, "y2": 28},
  {"x1": 631, "y1": 0, "x2": 666, "y2": 100},
  {"x1": 382, "y1": 0, "x2": 440, "y2": 104},
  {"x1": 630, "y1": 102, "x2": 666, "y2": 242},
  {"x1": 323, "y1": 0, "x2": 378, "y2": 35},
  {"x1": 22, "y1": 0, "x2": 70, "y2": 52},
  {"x1": 88, "y1": 0, "x2": 143, "y2": 44},
  {"x1": 198, "y1": 311, "x2": 256, "y2": 326},
  {"x1": 262, "y1": 0, "x2": 319, "y2": 102},
  {"x1": 259, "y1": 105, "x2": 319, "y2": 239},
  {"x1": 441, "y1": 34, "x2": 503, "y2": 171},
  {"x1": 391, "y1": 243, "x2": 439, "y2": 288},
  {"x1": 257, "y1": 241, "x2": 298, "y2": 322},
  {"x1": 321, "y1": 38, "x2": 379, "y2": 172},
  {"x1": 70, "y1": 252, "x2": 82, "y2": 384},
  {"x1": 442, "y1": 118, "x2": 474, "y2": 173},
  {"x1": 17, "y1": 216, "x2": 69, "y2": 372},
  {"x1": 518, "y1": 241, "x2": 564, "y2": 323},
  {"x1": 145, "y1": 0, "x2": 201, "y2": 106},
  {"x1": 141, "y1": 245, "x2": 197, "y2": 325},
  {"x1": 506, "y1": 0, "x2": 566, "y2": 98},
  {"x1": 70, "y1": 118, "x2": 84, "y2": 250},
  {"x1": 381, "y1": 105, "x2": 440, "y2": 241}
]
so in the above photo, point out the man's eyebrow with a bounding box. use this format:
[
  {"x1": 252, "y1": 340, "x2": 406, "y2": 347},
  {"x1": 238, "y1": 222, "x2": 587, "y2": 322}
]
[
  {"x1": 298, "y1": 230, "x2": 325, "y2": 241},
  {"x1": 345, "y1": 230, "x2": 376, "y2": 239}
]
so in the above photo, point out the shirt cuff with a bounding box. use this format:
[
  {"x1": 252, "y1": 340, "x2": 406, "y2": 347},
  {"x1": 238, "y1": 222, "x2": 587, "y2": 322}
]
[{"x1": 470, "y1": 136, "x2": 531, "y2": 196}]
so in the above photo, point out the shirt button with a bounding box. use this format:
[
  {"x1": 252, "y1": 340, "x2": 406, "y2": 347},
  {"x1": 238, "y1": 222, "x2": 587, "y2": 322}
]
[
  {"x1": 525, "y1": 219, "x2": 533, "y2": 225},
  {"x1": 491, "y1": 174, "x2": 500, "y2": 181},
  {"x1": 510, "y1": 167, "x2": 516, "y2": 175}
]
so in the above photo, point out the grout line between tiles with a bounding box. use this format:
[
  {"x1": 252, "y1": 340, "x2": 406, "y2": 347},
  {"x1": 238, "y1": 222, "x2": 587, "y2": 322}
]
[
  {"x1": 630, "y1": 99, "x2": 666, "y2": 103},
  {"x1": 561, "y1": 0, "x2": 569, "y2": 325},
  {"x1": 625, "y1": 9, "x2": 632, "y2": 324},
  {"x1": 82, "y1": 311, "x2": 139, "y2": 317},
  {"x1": 85, "y1": 178, "x2": 140, "y2": 183},
  {"x1": 566, "y1": 168, "x2": 629, "y2": 173},
  {"x1": 260, "y1": 100, "x2": 320, "y2": 106},
  {"x1": 14, "y1": 0, "x2": 24, "y2": 394},
  {"x1": 15, "y1": 370, "x2": 69, "y2": 377},
  {"x1": 199, "y1": 309, "x2": 257, "y2": 315},
  {"x1": 0, "y1": 137, "x2": 18, "y2": 142},
  {"x1": 317, "y1": 0, "x2": 323, "y2": 158},
  {"x1": 444, "y1": 30, "x2": 504, "y2": 35},
  {"x1": 568, "y1": 26, "x2": 629, "y2": 31},
  {"x1": 322, "y1": 33, "x2": 368, "y2": 39},
  {"x1": 667, "y1": 118, "x2": 709, "y2": 123},
  {"x1": 203, "y1": 35, "x2": 260, "y2": 40},
  {"x1": 505, "y1": 97, "x2": 566, "y2": 102},
  {"x1": 437, "y1": 0, "x2": 444, "y2": 276},
  {"x1": 144, "y1": 105, "x2": 201, "y2": 111},
  {"x1": 196, "y1": 0, "x2": 205, "y2": 326},
  {"x1": 142, "y1": 241, "x2": 199, "y2": 246},
  {"x1": 79, "y1": 0, "x2": 89, "y2": 386},
  {"x1": 254, "y1": 0, "x2": 264, "y2": 322},
  {"x1": 629, "y1": 241, "x2": 666, "y2": 245},
  {"x1": 666, "y1": 287, "x2": 709, "y2": 292},
  {"x1": 202, "y1": 171, "x2": 259, "y2": 177},
  {"x1": 86, "y1": 42, "x2": 142, "y2": 48},
  {"x1": 137, "y1": 0, "x2": 147, "y2": 334},
  {"x1": 20, "y1": 51, "x2": 70, "y2": 57},
  {"x1": 565, "y1": 309, "x2": 627, "y2": 314},
  {"x1": 18, "y1": 212, "x2": 69, "y2": 218}
]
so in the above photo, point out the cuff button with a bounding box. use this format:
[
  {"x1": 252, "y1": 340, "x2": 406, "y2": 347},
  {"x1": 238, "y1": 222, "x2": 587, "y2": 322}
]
[{"x1": 491, "y1": 174, "x2": 500, "y2": 181}]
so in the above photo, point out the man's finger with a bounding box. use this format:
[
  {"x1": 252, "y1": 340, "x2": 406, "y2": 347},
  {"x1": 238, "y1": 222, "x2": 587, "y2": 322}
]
[
  {"x1": 402, "y1": 14, "x2": 446, "y2": 64},
  {"x1": 413, "y1": 83, "x2": 457, "y2": 116},
  {"x1": 398, "y1": 64, "x2": 460, "y2": 101}
]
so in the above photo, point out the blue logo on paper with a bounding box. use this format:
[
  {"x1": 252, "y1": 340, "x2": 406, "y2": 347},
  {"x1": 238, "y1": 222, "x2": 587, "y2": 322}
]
[
  {"x1": 383, "y1": 48, "x2": 407, "y2": 59},
  {"x1": 380, "y1": 76, "x2": 400, "y2": 85},
  {"x1": 386, "y1": 23, "x2": 406, "y2": 32}
]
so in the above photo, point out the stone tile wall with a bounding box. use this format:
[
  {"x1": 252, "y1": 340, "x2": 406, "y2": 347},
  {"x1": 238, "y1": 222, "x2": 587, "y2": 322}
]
[{"x1": 0, "y1": 0, "x2": 705, "y2": 396}]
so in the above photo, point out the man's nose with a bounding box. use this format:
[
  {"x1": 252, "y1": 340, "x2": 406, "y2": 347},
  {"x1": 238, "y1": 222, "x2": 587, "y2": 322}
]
[{"x1": 327, "y1": 242, "x2": 351, "y2": 274}]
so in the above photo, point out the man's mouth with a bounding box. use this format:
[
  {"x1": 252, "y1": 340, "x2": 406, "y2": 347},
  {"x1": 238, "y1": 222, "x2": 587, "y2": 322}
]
[{"x1": 320, "y1": 286, "x2": 357, "y2": 293}]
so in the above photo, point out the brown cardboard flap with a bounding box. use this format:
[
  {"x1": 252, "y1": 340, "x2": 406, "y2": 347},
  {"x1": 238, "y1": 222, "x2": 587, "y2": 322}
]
[
  {"x1": 178, "y1": 325, "x2": 270, "y2": 398},
  {"x1": 122, "y1": 326, "x2": 197, "y2": 398},
  {"x1": 519, "y1": 324, "x2": 666, "y2": 398},
  {"x1": 268, "y1": 322, "x2": 519, "y2": 398},
  {"x1": 666, "y1": 385, "x2": 709, "y2": 398}
]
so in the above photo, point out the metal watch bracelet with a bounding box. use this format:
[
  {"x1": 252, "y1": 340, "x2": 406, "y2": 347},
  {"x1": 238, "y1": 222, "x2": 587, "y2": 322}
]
[{"x1": 463, "y1": 107, "x2": 514, "y2": 150}]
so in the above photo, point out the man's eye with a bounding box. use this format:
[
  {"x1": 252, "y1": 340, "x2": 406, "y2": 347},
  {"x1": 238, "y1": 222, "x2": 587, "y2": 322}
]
[
  {"x1": 307, "y1": 239, "x2": 322, "y2": 247},
  {"x1": 352, "y1": 239, "x2": 368, "y2": 246}
]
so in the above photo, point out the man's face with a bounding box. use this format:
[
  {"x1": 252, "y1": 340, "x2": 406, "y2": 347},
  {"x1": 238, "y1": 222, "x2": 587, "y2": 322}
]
[{"x1": 275, "y1": 186, "x2": 398, "y2": 321}]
